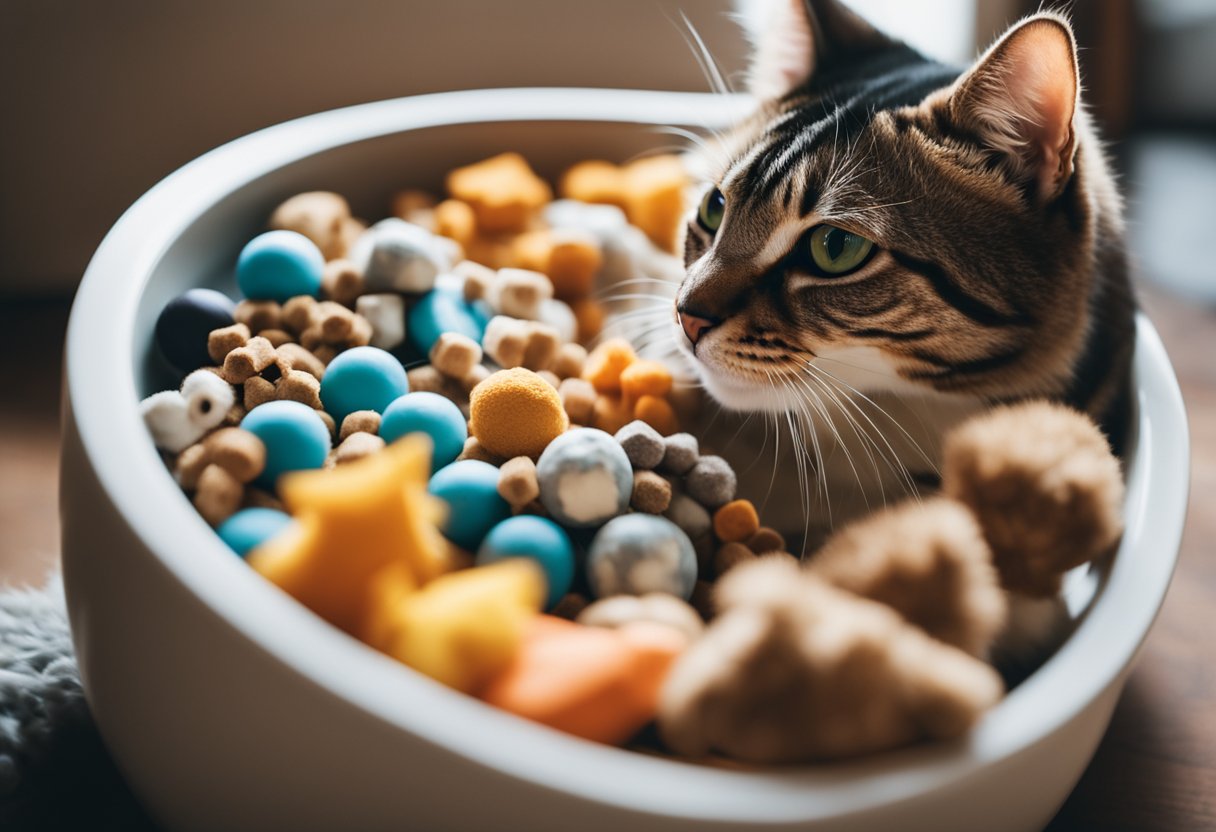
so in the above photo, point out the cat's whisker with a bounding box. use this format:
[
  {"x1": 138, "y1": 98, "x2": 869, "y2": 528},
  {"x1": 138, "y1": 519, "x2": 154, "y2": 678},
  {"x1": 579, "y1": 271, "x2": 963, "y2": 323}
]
[
  {"x1": 787, "y1": 371, "x2": 871, "y2": 514},
  {"x1": 778, "y1": 374, "x2": 823, "y2": 546},
  {"x1": 796, "y1": 370, "x2": 885, "y2": 509}
]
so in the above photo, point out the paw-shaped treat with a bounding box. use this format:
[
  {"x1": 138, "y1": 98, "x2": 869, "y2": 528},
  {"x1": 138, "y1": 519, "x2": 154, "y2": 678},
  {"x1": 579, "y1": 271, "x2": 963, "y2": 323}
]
[
  {"x1": 942, "y1": 401, "x2": 1124, "y2": 597},
  {"x1": 658, "y1": 558, "x2": 1004, "y2": 763}
]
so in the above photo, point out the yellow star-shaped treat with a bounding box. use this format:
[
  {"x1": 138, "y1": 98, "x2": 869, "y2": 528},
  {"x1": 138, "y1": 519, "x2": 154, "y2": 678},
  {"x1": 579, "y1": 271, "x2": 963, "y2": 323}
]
[{"x1": 248, "y1": 435, "x2": 450, "y2": 636}]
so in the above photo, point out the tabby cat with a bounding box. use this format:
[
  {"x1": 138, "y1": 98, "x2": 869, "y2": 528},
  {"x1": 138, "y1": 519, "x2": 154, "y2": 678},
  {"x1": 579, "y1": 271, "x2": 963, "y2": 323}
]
[{"x1": 667, "y1": 0, "x2": 1135, "y2": 550}]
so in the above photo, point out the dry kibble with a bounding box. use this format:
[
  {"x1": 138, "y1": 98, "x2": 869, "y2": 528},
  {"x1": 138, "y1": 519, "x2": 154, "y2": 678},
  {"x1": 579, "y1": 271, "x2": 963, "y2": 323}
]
[
  {"x1": 570, "y1": 298, "x2": 605, "y2": 342},
  {"x1": 275, "y1": 342, "x2": 326, "y2": 380},
  {"x1": 493, "y1": 268, "x2": 553, "y2": 320},
  {"x1": 339, "y1": 410, "x2": 382, "y2": 442},
  {"x1": 686, "y1": 455, "x2": 737, "y2": 510},
  {"x1": 747, "y1": 527, "x2": 787, "y2": 555},
  {"x1": 559, "y1": 160, "x2": 626, "y2": 208},
  {"x1": 583, "y1": 338, "x2": 636, "y2": 394},
  {"x1": 345, "y1": 313, "x2": 373, "y2": 348},
  {"x1": 550, "y1": 342, "x2": 587, "y2": 379},
  {"x1": 234, "y1": 300, "x2": 282, "y2": 333},
  {"x1": 334, "y1": 431, "x2": 386, "y2": 465},
  {"x1": 431, "y1": 332, "x2": 483, "y2": 379},
  {"x1": 434, "y1": 199, "x2": 477, "y2": 246},
  {"x1": 591, "y1": 394, "x2": 633, "y2": 435},
  {"x1": 714, "y1": 541, "x2": 756, "y2": 577},
  {"x1": 355, "y1": 293, "x2": 406, "y2": 351},
  {"x1": 634, "y1": 394, "x2": 679, "y2": 436},
  {"x1": 312, "y1": 345, "x2": 338, "y2": 366},
  {"x1": 713, "y1": 500, "x2": 760, "y2": 543},
  {"x1": 615, "y1": 420, "x2": 666, "y2": 469},
  {"x1": 659, "y1": 432, "x2": 699, "y2": 474},
  {"x1": 193, "y1": 464, "x2": 243, "y2": 526},
  {"x1": 497, "y1": 456, "x2": 540, "y2": 508},
  {"x1": 457, "y1": 435, "x2": 500, "y2": 464},
  {"x1": 620, "y1": 360, "x2": 673, "y2": 401},
  {"x1": 315, "y1": 409, "x2": 337, "y2": 438},
  {"x1": 258, "y1": 328, "x2": 294, "y2": 348},
  {"x1": 631, "y1": 470, "x2": 672, "y2": 514},
  {"x1": 536, "y1": 370, "x2": 561, "y2": 390},
  {"x1": 522, "y1": 322, "x2": 560, "y2": 371},
  {"x1": 269, "y1": 191, "x2": 351, "y2": 260},
  {"x1": 446, "y1": 152, "x2": 552, "y2": 233},
  {"x1": 221, "y1": 402, "x2": 247, "y2": 428},
  {"x1": 455, "y1": 260, "x2": 496, "y2": 303},
  {"x1": 321, "y1": 258, "x2": 365, "y2": 305},
  {"x1": 665, "y1": 493, "x2": 712, "y2": 540},
  {"x1": 201, "y1": 427, "x2": 266, "y2": 484},
  {"x1": 207, "y1": 323, "x2": 250, "y2": 363},
  {"x1": 558, "y1": 377, "x2": 596, "y2": 425},
  {"x1": 317, "y1": 301, "x2": 355, "y2": 342},
  {"x1": 281, "y1": 296, "x2": 320, "y2": 335},
  {"x1": 391, "y1": 189, "x2": 437, "y2": 223},
  {"x1": 222, "y1": 336, "x2": 278, "y2": 384},
  {"x1": 482, "y1": 316, "x2": 529, "y2": 368},
  {"x1": 460, "y1": 364, "x2": 491, "y2": 396},
  {"x1": 407, "y1": 364, "x2": 446, "y2": 394},
  {"x1": 173, "y1": 444, "x2": 209, "y2": 491},
  {"x1": 276, "y1": 369, "x2": 323, "y2": 409},
  {"x1": 511, "y1": 229, "x2": 603, "y2": 300}
]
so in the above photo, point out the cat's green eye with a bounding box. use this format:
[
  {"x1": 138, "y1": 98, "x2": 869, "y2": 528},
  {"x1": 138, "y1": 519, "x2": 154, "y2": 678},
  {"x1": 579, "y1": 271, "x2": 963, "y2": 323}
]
[
  {"x1": 808, "y1": 225, "x2": 875, "y2": 275},
  {"x1": 697, "y1": 187, "x2": 726, "y2": 234}
]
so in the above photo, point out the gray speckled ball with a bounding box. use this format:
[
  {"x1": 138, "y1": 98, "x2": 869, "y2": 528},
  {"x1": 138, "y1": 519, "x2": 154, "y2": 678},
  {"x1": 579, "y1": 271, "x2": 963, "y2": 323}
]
[
  {"x1": 586, "y1": 514, "x2": 698, "y2": 600},
  {"x1": 536, "y1": 428, "x2": 633, "y2": 528}
]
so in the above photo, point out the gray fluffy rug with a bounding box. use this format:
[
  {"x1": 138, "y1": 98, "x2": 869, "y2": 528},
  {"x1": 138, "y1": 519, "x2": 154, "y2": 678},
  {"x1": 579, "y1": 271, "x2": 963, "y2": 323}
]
[{"x1": 0, "y1": 578, "x2": 156, "y2": 831}]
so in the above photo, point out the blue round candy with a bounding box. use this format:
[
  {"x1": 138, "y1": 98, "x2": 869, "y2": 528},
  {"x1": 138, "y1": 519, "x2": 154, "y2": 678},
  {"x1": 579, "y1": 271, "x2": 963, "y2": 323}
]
[
  {"x1": 478, "y1": 515, "x2": 575, "y2": 610},
  {"x1": 217, "y1": 508, "x2": 295, "y2": 557},
  {"x1": 319, "y1": 346, "x2": 409, "y2": 424},
  {"x1": 586, "y1": 514, "x2": 697, "y2": 600},
  {"x1": 155, "y1": 288, "x2": 236, "y2": 373},
  {"x1": 428, "y1": 460, "x2": 511, "y2": 552},
  {"x1": 407, "y1": 288, "x2": 485, "y2": 354},
  {"x1": 240, "y1": 400, "x2": 332, "y2": 488},
  {"x1": 380, "y1": 392, "x2": 468, "y2": 473},
  {"x1": 236, "y1": 230, "x2": 325, "y2": 302}
]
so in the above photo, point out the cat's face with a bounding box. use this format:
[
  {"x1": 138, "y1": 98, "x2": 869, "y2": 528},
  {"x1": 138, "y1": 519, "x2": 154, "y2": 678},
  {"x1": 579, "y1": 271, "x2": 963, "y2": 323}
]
[{"x1": 674, "y1": 0, "x2": 1095, "y2": 414}]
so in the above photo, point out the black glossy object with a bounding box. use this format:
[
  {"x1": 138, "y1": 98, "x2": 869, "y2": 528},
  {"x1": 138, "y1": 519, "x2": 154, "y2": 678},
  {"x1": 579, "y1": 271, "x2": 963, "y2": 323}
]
[{"x1": 154, "y1": 288, "x2": 236, "y2": 373}]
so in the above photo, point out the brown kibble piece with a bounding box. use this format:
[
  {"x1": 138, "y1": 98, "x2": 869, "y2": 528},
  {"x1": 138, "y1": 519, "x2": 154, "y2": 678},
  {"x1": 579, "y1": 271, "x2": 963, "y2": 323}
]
[
  {"x1": 634, "y1": 394, "x2": 679, "y2": 436},
  {"x1": 713, "y1": 499, "x2": 760, "y2": 543},
  {"x1": 688, "y1": 580, "x2": 716, "y2": 621},
  {"x1": 269, "y1": 191, "x2": 352, "y2": 260},
  {"x1": 391, "y1": 189, "x2": 437, "y2": 223},
  {"x1": 556, "y1": 379, "x2": 595, "y2": 425},
  {"x1": 276, "y1": 369, "x2": 323, "y2": 409},
  {"x1": 311, "y1": 345, "x2": 338, "y2": 366},
  {"x1": 498, "y1": 456, "x2": 540, "y2": 508},
  {"x1": 258, "y1": 328, "x2": 294, "y2": 348},
  {"x1": 570, "y1": 298, "x2": 604, "y2": 342},
  {"x1": 407, "y1": 364, "x2": 446, "y2": 394},
  {"x1": 208, "y1": 323, "x2": 251, "y2": 364},
  {"x1": 234, "y1": 300, "x2": 282, "y2": 333},
  {"x1": 275, "y1": 342, "x2": 326, "y2": 380},
  {"x1": 522, "y1": 322, "x2": 560, "y2": 371},
  {"x1": 333, "y1": 431, "x2": 386, "y2": 466},
  {"x1": 317, "y1": 301, "x2": 356, "y2": 342},
  {"x1": 747, "y1": 527, "x2": 787, "y2": 555},
  {"x1": 173, "y1": 443, "x2": 209, "y2": 491},
  {"x1": 222, "y1": 336, "x2": 278, "y2": 384},
  {"x1": 201, "y1": 427, "x2": 266, "y2": 484},
  {"x1": 315, "y1": 409, "x2": 337, "y2": 438},
  {"x1": 713, "y1": 541, "x2": 756, "y2": 577},
  {"x1": 194, "y1": 464, "x2": 243, "y2": 526},
  {"x1": 457, "y1": 435, "x2": 500, "y2": 465},
  {"x1": 536, "y1": 370, "x2": 561, "y2": 390},
  {"x1": 482, "y1": 315, "x2": 529, "y2": 368},
  {"x1": 631, "y1": 470, "x2": 673, "y2": 514},
  {"x1": 321, "y1": 258, "x2": 365, "y2": 305},
  {"x1": 221, "y1": 402, "x2": 247, "y2": 428},
  {"x1": 431, "y1": 332, "x2": 483, "y2": 379},
  {"x1": 281, "y1": 295, "x2": 320, "y2": 335},
  {"x1": 550, "y1": 342, "x2": 587, "y2": 380},
  {"x1": 455, "y1": 260, "x2": 496, "y2": 303},
  {"x1": 339, "y1": 410, "x2": 382, "y2": 442},
  {"x1": 346, "y1": 313, "x2": 373, "y2": 348}
]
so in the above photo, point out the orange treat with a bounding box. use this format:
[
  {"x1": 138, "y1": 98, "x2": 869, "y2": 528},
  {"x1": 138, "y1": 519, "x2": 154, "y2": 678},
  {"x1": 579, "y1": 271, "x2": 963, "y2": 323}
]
[
  {"x1": 583, "y1": 338, "x2": 637, "y2": 394},
  {"x1": 464, "y1": 234, "x2": 516, "y2": 269},
  {"x1": 512, "y1": 229, "x2": 603, "y2": 300},
  {"x1": 434, "y1": 199, "x2": 477, "y2": 247},
  {"x1": 481, "y1": 615, "x2": 687, "y2": 745},
  {"x1": 446, "y1": 153, "x2": 553, "y2": 234},
  {"x1": 622, "y1": 155, "x2": 688, "y2": 252},
  {"x1": 248, "y1": 436, "x2": 450, "y2": 636},
  {"x1": 591, "y1": 394, "x2": 634, "y2": 435},
  {"x1": 570, "y1": 297, "x2": 605, "y2": 342},
  {"x1": 634, "y1": 394, "x2": 679, "y2": 436},
  {"x1": 713, "y1": 499, "x2": 761, "y2": 543},
  {"x1": 620, "y1": 359, "x2": 673, "y2": 401},
  {"x1": 559, "y1": 160, "x2": 626, "y2": 208},
  {"x1": 469, "y1": 367, "x2": 569, "y2": 459},
  {"x1": 360, "y1": 561, "x2": 419, "y2": 650}
]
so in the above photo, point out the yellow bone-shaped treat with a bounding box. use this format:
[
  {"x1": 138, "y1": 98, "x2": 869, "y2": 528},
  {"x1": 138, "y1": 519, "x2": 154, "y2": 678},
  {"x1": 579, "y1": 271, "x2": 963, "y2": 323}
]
[
  {"x1": 376, "y1": 559, "x2": 545, "y2": 694},
  {"x1": 248, "y1": 435, "x2": 450, "y2": 636}
]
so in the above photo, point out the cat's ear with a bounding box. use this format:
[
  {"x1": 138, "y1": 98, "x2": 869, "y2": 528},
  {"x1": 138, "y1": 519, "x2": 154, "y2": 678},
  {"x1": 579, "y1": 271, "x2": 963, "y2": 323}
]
[
  {"x1": 744, "y1": 0, "x2": 893, "y2": 100},
  {"x1": 949, "y1": 13, "x2": 1080, "y2": 202}
]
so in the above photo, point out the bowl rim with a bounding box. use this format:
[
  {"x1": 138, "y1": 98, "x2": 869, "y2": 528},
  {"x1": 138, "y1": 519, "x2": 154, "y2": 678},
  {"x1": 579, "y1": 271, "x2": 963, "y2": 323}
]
[{"x1": 64, "y1": 87, "x2": 1191, "y2": 823}]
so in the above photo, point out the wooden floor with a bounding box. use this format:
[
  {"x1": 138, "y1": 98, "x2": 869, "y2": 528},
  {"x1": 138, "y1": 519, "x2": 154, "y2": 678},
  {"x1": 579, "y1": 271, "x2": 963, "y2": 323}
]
[{"x1": 1, "y1": 284, "x2": 1212, "y2": 830}]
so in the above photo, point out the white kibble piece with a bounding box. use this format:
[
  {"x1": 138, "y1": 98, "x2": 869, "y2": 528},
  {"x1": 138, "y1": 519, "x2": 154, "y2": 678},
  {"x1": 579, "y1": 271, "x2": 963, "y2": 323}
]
[
  {"x1": 664, "y1": 493, "x2": 712, "y2": 539},
  {"x1": 659, "y1": 432, "x2": 700, "y2": 475},
  {"x1": 538, "y1": 298, "x2": 578, "y2": 344},
  {"x1": 490, "y1": 268, "x2": 552, "y2": 321},
  {"x1": 431, "y1": 332, "x2": 483, "y2": 379},
  {"x1": 454, "y1": 260, "x2": 495, "y2": 303},
  {"x1": 351, "y1": 218, "x2": 449, "y2": 294},
  {"x1": 614, "y1": 420, "x2": 666, "y2": 470},
  {"x1": 522, "y1": 321, "x2": 560, "y2": 371},
  {"x1": 181, "y1": 369, "x2": 235, "y2": 433},
  {"x1": 355, "y1": 293, "x2": 406, "y2": 351},
  {"x1": 482, "y1": 315, "x2": 529, "y2": 368},
  {"x1": 141, "y1": 391, "x2": 206, "y2": 453},
  {"x1": 685, "y1": 454, "x2": 737, "y2": 509}
]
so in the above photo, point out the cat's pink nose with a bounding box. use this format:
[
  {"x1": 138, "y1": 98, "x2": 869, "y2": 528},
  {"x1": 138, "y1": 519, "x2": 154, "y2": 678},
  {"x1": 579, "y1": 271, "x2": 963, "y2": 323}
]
[{"x1": 679, "y1": 309, "x2": 719, "y2": 346}]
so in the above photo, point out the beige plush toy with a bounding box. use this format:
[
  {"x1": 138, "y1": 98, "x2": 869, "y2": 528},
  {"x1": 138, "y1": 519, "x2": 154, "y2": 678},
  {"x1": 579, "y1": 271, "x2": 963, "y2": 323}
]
[{"x1": 656, "y1": 401, "x2": 1125, "y2": 764}]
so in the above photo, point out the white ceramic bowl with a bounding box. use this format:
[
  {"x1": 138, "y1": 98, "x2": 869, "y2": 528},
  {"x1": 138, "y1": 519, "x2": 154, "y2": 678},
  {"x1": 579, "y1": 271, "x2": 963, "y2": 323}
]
[{"x1": 61, "y1": 89, "x2": 1190, "y2": 832}]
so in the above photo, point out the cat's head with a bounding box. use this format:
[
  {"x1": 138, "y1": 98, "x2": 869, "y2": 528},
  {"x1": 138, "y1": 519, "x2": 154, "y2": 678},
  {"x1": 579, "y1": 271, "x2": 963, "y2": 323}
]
[{"x1": 675, "y1": 0, "x2": 1103, "y2": 413}]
